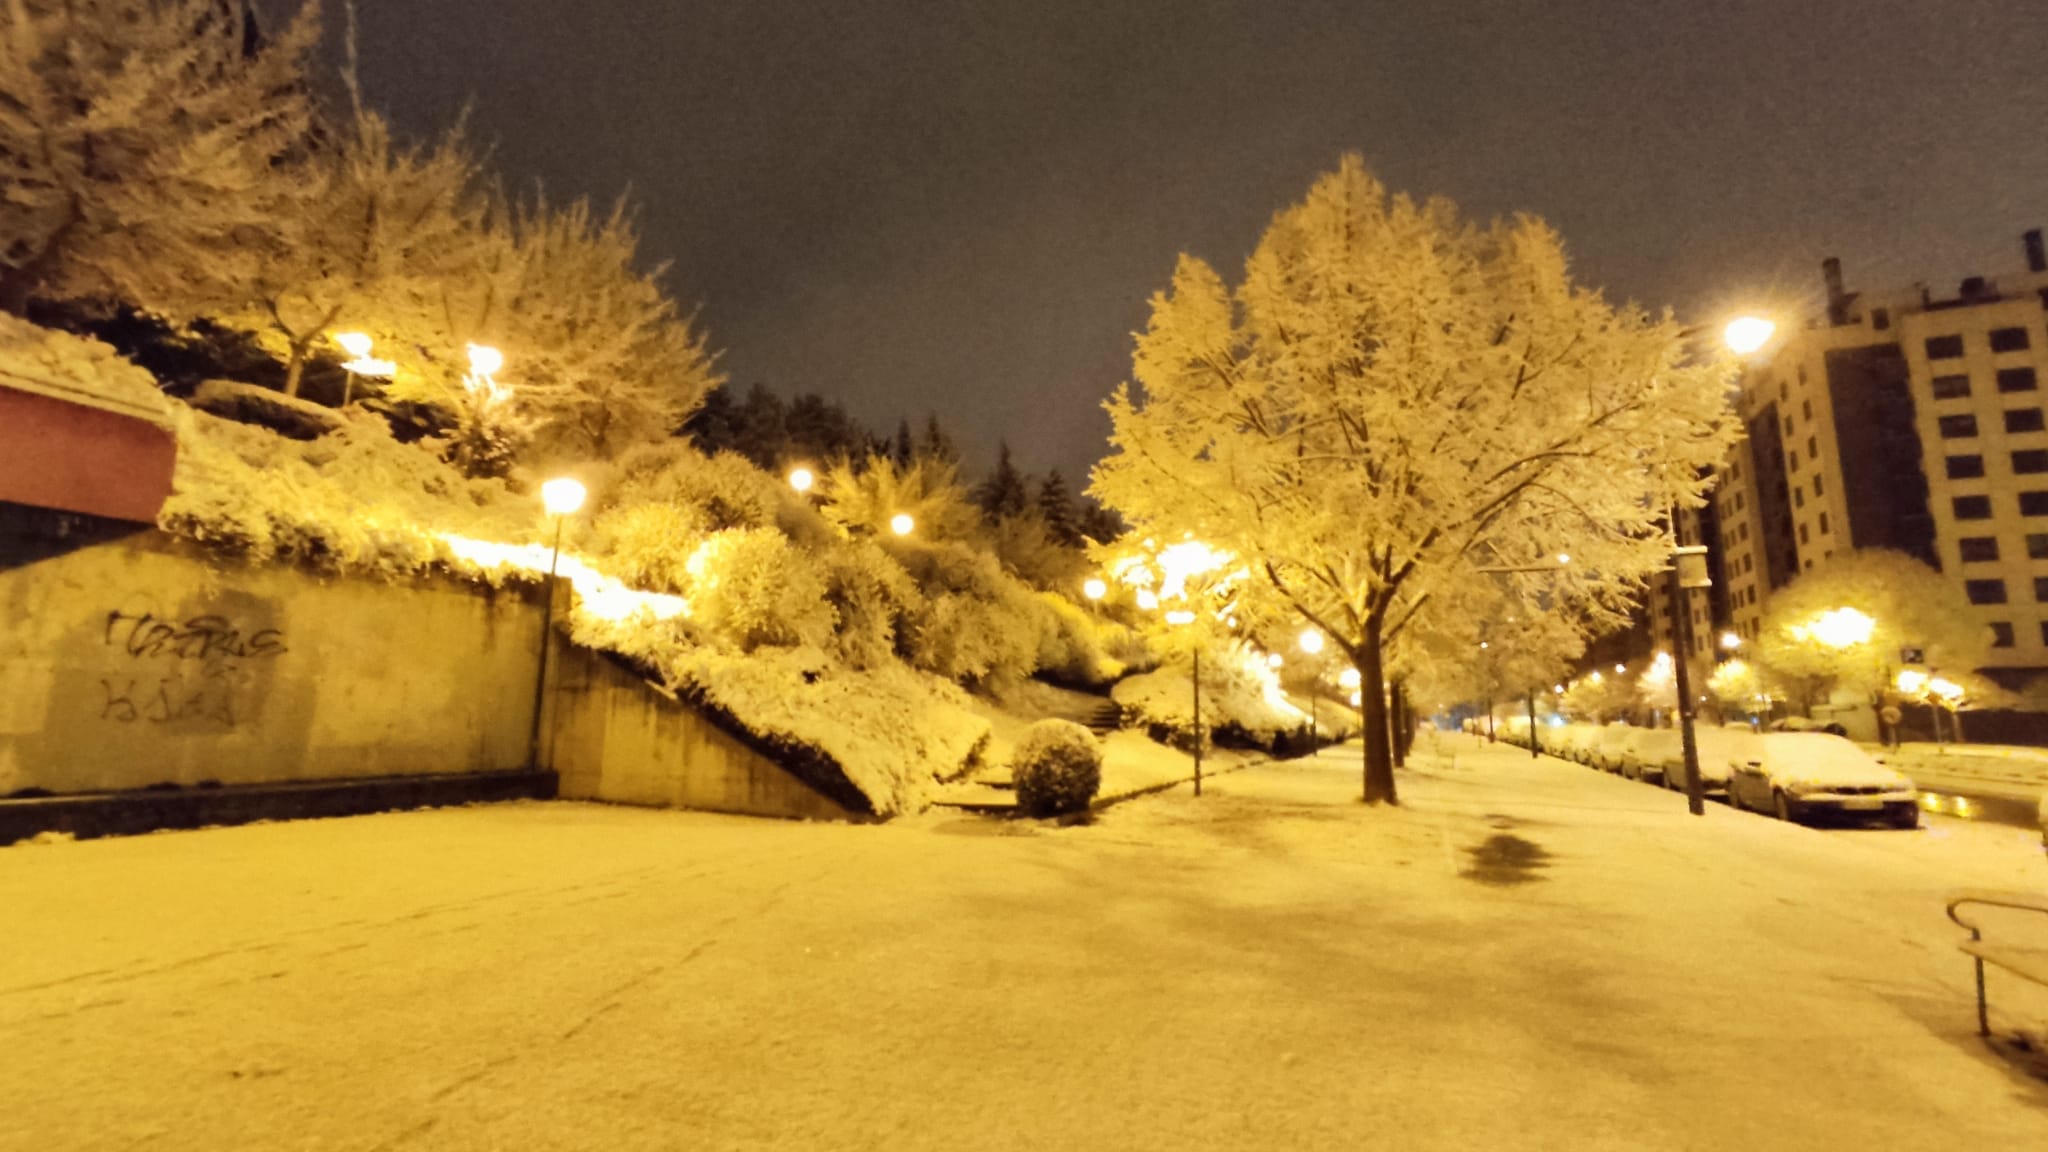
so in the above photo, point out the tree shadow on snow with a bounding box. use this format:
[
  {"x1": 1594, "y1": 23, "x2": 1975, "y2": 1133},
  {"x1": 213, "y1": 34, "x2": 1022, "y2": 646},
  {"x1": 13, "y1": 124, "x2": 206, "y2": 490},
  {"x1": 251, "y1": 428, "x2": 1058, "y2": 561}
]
[{"x1": 1459, "y1": 833, "x2": 1552, "y2": 887}]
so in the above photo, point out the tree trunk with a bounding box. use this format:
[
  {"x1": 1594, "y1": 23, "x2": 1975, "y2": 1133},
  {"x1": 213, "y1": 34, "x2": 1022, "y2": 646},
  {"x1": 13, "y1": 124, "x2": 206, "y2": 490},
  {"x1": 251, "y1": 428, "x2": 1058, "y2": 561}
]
[
  {"x1": 1357, "y1": 615, "x2": 1398, "y2": 805},
  {"x1": 282, "y1": 340, "x2": 311, "y2": 398},
  {"x1": 1389, "y1": 678, "x2": 1406, "y2": 769}
]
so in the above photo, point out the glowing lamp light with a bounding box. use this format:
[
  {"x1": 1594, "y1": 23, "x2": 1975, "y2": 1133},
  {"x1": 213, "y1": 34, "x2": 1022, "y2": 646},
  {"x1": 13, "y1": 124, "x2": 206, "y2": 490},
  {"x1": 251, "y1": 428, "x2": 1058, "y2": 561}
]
[
  {"x1": 1556, "y1": 553, "x2": 1572, "y2": 565},
  {"x1": 1791, "y1": 606, "x2": 1875, "y2": 649},
  {"x1": 1339, "y1": 668, "x2": 1361, "y2": 689},
  {"x1": 1298, "y1": 628, "x2": 1325, "y2": 655},
  {"x1": 889, "y1": 513, "x2": 915, "y2": 537},
  {"x1": 1615, "y1": 663, "x2": 1626, "y2": 674},
  {"x1": 1267, "y1": 653, "x2": 1284, "y2": 669},
  {"x1": 1164, "y1": 609, "x2": 1197, "y2": 626},
  {"x1": 1720, "y1": 631, "x2": 1742, "y2": 651},
  {"x1": 788, "y1": 467, "x2": 815, "y2": 493},
  {"x1": 1553, "y1": 684, "x2": 1566, "y2": 695},
  {"x1": 467, "y1": 342, "x2": 505, "y2": 377},
  {"x1": 1590, "y1": 671, "x2": 1604, "y2": 684},
  {"x1": 335, "y1": 331, "x2": 374, "y2": 358},
  {"x1": 1083, "y1": 578, "x2": 1108, "y2": 601},
  {"x1": 1135, "y1": 589, "x2": 1160, "y2": 611},
  {"x1": 1479, "y1": 641, "x2": 1490, "y2": 650},
  {"x1": 1723, "y1": 316, "x2": 1777, "y2": 356},
  {"x1": 1929, "y1": 677, "x2": 1965, "y2": 702},
  {"x1": 1349, "y1": 691, "x2": 1363, "y2": 707},
  {"x1": 1896, "y1": 669, "x2": 1929, "y2": 694},
  {"x1": 541, "y1": 478, "x2": 586, "y2": 517}
]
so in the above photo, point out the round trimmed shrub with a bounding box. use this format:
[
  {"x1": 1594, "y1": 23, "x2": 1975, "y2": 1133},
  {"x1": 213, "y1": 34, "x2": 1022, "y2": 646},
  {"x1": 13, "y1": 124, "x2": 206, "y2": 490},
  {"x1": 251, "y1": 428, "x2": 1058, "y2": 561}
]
[{"x1": 1012, "y1": 719, "x2": 1103, "y2": 818}]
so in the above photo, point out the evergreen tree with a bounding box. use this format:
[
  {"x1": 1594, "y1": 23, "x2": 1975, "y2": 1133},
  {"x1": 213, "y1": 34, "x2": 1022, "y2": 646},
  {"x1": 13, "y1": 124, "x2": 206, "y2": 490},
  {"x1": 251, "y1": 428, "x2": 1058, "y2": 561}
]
[
  {"x1": 733, "y1": 383, "x2": 787, "y2": 469},
  {"x1": 1076, "y1": 500, "x2": 1125, "y2": 545},
  {"x1": 891, "y1": 419, "x2": 916, "y2": 470},
  {"x1": 1037, "y1": 469, "x2": 1082, "y2": 547},
  {"x1": 973, "y1": 441, "x2": 1031, "y2": 521},
  {"x1": 918, "y1": 413, "x2": 959, "y2": 466}
]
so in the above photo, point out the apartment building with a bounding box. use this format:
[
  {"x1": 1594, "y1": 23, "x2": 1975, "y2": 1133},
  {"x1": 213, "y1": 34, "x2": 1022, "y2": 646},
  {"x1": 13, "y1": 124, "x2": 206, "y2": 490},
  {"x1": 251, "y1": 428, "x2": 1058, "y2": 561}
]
[{"x1": 1697, "y1": 232, "x2": 2048, "y2": 677}]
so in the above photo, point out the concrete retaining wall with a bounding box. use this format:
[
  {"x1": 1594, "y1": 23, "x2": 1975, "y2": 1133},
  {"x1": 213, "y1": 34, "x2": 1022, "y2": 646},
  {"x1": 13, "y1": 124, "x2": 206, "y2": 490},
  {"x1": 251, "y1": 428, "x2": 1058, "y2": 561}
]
[
  {"x1": 546, "y1": 644, "x2": 859, "y2": 821},
  {"x1": 0, "y1": 507, "x2": 545, "y2": 796}
]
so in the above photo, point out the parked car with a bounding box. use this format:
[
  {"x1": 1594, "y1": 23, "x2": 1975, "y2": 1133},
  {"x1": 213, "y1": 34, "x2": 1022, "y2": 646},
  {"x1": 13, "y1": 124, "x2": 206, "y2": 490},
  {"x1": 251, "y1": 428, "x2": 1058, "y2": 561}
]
[
  {"x1": 1591, "y1": 724, "x2": 1643, "y2": 773},
  {"x1": 1650, "y1": 727, "x2": 1752, "y2": 797},
  {"x1": 1725, "y1": 732, "x2": 1919, "y2": 828},
  {"x1": 1621, "y1": 728, "x2": 1683, "y2": 784}
]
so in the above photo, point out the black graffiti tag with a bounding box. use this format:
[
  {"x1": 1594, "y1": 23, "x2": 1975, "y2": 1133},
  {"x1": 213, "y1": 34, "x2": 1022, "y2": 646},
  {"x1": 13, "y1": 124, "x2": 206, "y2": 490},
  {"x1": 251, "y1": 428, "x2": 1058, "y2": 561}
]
[{"x1": 103, "y1": 612, "x2": 286, "y2": 661}]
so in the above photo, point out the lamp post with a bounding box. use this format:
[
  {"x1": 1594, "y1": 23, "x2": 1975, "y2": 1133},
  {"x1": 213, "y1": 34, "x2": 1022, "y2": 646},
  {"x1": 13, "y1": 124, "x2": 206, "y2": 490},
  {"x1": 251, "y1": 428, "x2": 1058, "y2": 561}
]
[
  {"x1": 1166, "y1": 608, "x2": 1202, "y2": 794},
  {"x1": 334, "y1": 332, "x2": 395, "y2": 408},
  {"x1": 1298, "y1": 627, "x2": 1325, "y2": 755},
  {"x1": 530, "y1": 477, "x2": 586, "y2": 772}
]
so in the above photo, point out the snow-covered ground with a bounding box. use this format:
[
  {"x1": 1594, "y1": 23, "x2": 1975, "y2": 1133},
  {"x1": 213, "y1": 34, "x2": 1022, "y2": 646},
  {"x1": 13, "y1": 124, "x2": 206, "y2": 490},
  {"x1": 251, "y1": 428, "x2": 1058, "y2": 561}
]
[{"x1": 4, "y1": 736, "x2": 2047, "y2": 1150}]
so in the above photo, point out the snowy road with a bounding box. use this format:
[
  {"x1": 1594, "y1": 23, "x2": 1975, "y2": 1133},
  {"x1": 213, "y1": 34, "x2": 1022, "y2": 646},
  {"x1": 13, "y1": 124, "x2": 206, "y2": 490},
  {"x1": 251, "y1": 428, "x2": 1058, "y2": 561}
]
[{"x1": 4, "y1": 737, "x2": 2048, "y2": 1151}]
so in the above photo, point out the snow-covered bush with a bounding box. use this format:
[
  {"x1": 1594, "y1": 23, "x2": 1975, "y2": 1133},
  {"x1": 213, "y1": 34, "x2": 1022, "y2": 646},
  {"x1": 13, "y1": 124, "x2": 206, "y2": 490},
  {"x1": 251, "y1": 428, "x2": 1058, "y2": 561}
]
[
  {"x1": 684, "y1": 528, "x2": 837, "y2": 652},
  {"x1": 0, "y1": 313, "x2": 169, "y2": 419},
  {"x1": 1032, "y1": 591, "x2": 1127, "y2": 687},
  {"x1": 821, "y1": 540, "x2": 925, "y2": 671},
  {"x1": 158, "y1": 405, "x2": 535, "y2": 577},
  {"x1": 1112, "y1": 644, "x2": 1311, "y2": 751},
  {"x1": 1011, "y1": 719, "x2": 1102, "y2": 817},
  {"x1": 606, "y1": 442, "x2": 789, "y2": 534}
]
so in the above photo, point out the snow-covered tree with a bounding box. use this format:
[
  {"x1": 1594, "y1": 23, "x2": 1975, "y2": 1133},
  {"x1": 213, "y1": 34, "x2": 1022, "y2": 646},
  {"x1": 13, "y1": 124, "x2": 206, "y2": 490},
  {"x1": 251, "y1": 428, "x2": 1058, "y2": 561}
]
[
  {"x1": 216, "y1": 97, "x2": 493, "y2": 398},
  {"x1": 1753, "y1": 549, "x2": 1992, "y2": 707},
  {"x1": 821, "y1": 454, "x2": 980, "y2": 543},
  {"x1": 973, "y1": 440, "x2": 1031, "y2": 521},
  {"x1": 1037, "y1": 469, "x2": 1083, "y2": 547},
  {"x1": 0, "y1": 0, "x2": 318, "y2": 314},
  {"x1": 1093, "y1": 156, "x2": 1739, "y2": 802}
]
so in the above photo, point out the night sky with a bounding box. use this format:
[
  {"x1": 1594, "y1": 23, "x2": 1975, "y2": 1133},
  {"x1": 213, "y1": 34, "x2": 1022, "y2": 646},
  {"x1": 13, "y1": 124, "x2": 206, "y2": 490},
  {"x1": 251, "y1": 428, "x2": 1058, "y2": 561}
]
[{"x1": 339, "y1": 1, "x2": 2048, "y2": 482}]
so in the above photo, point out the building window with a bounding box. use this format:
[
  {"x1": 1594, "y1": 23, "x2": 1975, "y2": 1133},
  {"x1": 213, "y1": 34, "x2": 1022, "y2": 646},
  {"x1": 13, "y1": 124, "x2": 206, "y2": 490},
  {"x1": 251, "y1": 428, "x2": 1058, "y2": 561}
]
[
  {"x1": 1998, "y1": 367, "x2": 2039, "y2": 393},
  {"x1": 1812, "y1": 474, "x2": 1824, "y2": 496},
  {"x1": 1794, "y1": 487, "x2": 1805, "y2": 508},
  {"x1": 1806, "y1": 434, "x2": 1818, "y2": 458},
  {"x1": 1819, "y1": 511, "x2": 1830, "y2": 534},
  {"x1": 1960, "y1": 536, "x2": 2000, "y2": 562},
  {"x1": 2036, "y1": 576, "x2": 2048, "y2": 602},
  {"x1": 1783, "y1": 416, "x2": 1794, "y2": 436},
  {"x1": 1940, "y1": 414, "x2": 1980, "y2": 438},
  {"x1": 2022, "y1": 491, "x2": 2048, "y2": 516},
  {"x1": 2031, "y1": 533, "x2": 2048, "y2": 559},
  {"x1": 1992, "y1": 622, "x2": 2016, "y2": 648},
  {"x1": 1954, "y1": 494, "x2": 1994, "y2": 519},
  {"x1": 1947, "y1": 454, "x2": 1986, "y2": 479},
  {"x1": 1991, "y1": 326, "x2": 2032, "y2": 353},
  {"x1": 1789, "y1": 451, "x2": 1800, "y2": 471},
  {"x1": 2006, "y1": 408, "x2": 2046, "y2": 434},
  {"x1": 2040, "y1": 621, "x2": 2048, "y2": 646},
  {"x1": 1926, "y1": 335, "x2": 1965, "y2": 360},
  {"x1": 2015, "y1": 450, "x2": 2048, "y2": 474},
  {"x1": 1802, "y1": 399, "x2": 1813, "y2": 421},
  {"x1": 1798, "y1": 522, "x2": 1810, "y2": 544},
  {"x1": 1932, "y1": 374, "x2": 1972, "y2": 400},
  {"x1": 1966, "y1": 579, "x2": 2009, "y2": 605}
]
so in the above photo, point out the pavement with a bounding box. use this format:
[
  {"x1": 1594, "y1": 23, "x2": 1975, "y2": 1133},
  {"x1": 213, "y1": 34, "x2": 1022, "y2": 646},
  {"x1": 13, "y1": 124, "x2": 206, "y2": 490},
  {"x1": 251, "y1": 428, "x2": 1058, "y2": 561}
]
[{"x1": 4, "y1": 736, "x2": 2048, "y2": 1150}]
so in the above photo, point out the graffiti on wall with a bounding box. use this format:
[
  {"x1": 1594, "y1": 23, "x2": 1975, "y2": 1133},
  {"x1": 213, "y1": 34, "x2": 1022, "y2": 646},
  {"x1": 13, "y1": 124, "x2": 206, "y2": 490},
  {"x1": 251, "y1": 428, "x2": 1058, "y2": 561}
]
[{"x1": 95, "y1": 610, "x2": 287, "y2": 729}]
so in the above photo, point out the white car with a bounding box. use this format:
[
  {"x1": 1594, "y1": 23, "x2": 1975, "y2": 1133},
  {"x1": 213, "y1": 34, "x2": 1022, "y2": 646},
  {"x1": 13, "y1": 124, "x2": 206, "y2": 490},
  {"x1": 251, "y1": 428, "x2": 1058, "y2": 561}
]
[
  {"x1": 1591, "y1": 724, "x2": 1643, "y2": 773},
  {"x1": 1725, "y1": 732, "x2": 1919, "y2": 829},
  {"x1": 1620, "y1": 728, "x2": 1682, "y2": 784},
  {"x1": 1643, "y1": 727, "x2": 1750, "y2": 797}
]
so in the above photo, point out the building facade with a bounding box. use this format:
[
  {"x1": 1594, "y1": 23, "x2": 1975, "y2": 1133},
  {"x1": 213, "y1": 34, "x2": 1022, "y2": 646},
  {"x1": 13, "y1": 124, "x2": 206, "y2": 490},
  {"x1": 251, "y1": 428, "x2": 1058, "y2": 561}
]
[{"x1": 1696, "y1": 232, "x2": 2048, "y2": 678}]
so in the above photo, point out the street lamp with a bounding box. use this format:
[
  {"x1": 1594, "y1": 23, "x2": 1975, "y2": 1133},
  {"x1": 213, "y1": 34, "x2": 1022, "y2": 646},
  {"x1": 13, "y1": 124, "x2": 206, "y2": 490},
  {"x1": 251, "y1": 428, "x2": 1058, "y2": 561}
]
[
  {"x1": 530, "y1": 477, "x2": 586, "y2": 772},
  {"x1": 1135, "y1": 589, "x2": 1160, "y2": 612},
  {"x1": 788, "y1": 466, "x2": 815, "y2": 494},
  {"x1": 1720, "y1": 630, "x2": 1742, "y2": 651},
  {"x1": 1299, "y1": 628, "x2": 1326, "y2": 754},
  {"x1": 1723, "y1": 316, "x2": 1778, "y2": 356},
  {"x1": 334, "y1": 332, "x2": 395, "y2": 408},
  {"x1": 1083, "y1": 578, "x2": 1108, "y2": 602},
  {"x1": 890, "y1": 513, "x2": 915, "y2": 537}
]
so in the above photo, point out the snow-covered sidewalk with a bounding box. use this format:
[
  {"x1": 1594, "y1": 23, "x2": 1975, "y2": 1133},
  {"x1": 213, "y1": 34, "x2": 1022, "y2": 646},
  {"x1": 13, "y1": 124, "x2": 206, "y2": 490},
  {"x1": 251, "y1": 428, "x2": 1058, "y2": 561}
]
[{"x1": 4, "y1": 736, "x2": 2047, "y2": 1150}]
